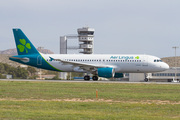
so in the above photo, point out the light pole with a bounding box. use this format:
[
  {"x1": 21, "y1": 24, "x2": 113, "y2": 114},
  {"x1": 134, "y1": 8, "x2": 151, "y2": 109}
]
[{"x1": 172, "y1": 46, "x2": 179, "y2": 81}]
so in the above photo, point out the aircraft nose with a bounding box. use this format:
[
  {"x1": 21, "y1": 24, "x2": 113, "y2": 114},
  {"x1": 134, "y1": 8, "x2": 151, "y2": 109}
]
[{"x1": 162, "y1": 63, "x2": 169, "y2": 70}]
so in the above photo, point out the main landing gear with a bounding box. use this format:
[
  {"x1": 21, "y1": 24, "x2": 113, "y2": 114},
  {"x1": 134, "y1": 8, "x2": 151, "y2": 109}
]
[
  {"x1": 84, "y1": 75, "x2": 98, "y2": 81},
  {"x1": 84, "y1": 75, "x2": 90, "y2": 81},
  {"x1": 92, "y1": 76, "x2": 98, "y2": 81}
]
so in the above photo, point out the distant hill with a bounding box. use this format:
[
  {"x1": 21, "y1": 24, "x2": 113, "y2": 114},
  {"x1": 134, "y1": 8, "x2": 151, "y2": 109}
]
[
  {"x1": 0, "y1": 54, "x2": 21, "y2": 67},
  {"x1": 0, "y1": 48, "x2": 54, "y2": 55},
  {"x1": 161, "y1": 57, "x2": 180, "y2": 68}
]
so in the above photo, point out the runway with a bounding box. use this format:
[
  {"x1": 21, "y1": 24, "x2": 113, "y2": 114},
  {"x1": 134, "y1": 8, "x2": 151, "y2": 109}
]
[{"x1": 0, "y1": 79, "x2": 180, "y2": 84}]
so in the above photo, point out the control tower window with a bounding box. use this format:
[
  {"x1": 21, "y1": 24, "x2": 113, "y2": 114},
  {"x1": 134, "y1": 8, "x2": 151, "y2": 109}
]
[
  {"x1": 88, "y1": 31, "x2": 94, "y2": 35},
  {"x1": 78, "y1": 31, "x2": 94, "y2": 35}
]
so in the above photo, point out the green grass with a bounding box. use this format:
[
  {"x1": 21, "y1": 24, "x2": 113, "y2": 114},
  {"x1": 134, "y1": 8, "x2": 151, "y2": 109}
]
[{"x1": 0, "y1": 81, "x2": 180, "y2": 119}]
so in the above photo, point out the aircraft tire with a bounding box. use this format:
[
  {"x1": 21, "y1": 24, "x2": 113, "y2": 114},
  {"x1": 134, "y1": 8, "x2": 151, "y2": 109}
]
[
  {"x1": 84, "y1": 75, "x2": 90, "y2": 81},
  {"x1": 92, "y1": 76, "x2": 98, "y2": 81},
  {"x1": 144, "y1": 78, "x2": 148, "y2": 82}
]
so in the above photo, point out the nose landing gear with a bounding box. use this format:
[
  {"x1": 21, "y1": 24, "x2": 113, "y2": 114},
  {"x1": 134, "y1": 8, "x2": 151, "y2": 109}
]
[
  {"x1": 144, "y1": 78, "x2": 148, "y2": 82},
  {"x1": 144, "y1": 73, "x2": 149, "y2": 82}
]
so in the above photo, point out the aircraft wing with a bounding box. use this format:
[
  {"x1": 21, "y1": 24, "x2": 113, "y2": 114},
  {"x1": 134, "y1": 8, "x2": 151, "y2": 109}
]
[{"x1": 51, "y1": 57, "x2": 114, "y2": 72}]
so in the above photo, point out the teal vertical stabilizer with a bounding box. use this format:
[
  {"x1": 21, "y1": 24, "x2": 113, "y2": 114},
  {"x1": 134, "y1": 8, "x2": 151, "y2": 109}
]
[
  {"x1": 11, "y1": 28, "x2": 62, "y2": 72},
  {"x1": 13, "y1": 29, "x2": 39, "y2": 55}
]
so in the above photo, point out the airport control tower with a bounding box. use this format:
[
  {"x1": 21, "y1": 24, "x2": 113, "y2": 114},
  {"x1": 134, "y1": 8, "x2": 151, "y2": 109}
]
[
  {"x1": 59, "y1": 27, "x2": 94, "y2": 79},
  {"x1": 78, "y1": 27, "x2": 94, "y2": 54}
]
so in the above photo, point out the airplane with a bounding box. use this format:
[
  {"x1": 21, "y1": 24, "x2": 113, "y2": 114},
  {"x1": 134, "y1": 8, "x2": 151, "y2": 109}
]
[{"x1": 9, "y1": 29, "x2": 169, "y2": 81}]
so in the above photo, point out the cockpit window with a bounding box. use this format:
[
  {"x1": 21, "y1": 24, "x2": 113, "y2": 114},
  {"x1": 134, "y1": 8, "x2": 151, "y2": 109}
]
[{"x1": 154, "y1": 59, "x2": 162, "y2": 62}]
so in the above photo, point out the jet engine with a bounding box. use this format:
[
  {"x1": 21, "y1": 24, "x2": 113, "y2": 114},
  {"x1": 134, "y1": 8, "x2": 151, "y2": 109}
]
[{"x1": 97, "y1": 68, "x2": 115, "y2": 78}]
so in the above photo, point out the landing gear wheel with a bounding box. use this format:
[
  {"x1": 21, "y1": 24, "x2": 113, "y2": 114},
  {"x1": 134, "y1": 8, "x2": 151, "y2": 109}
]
[
  {"x1": 84, "y1": 75, "x2": 90, "y2": 81},
  {"x1": 144, "y1": 78, "x2": 148, "y2": 82},
  {"x1": 92, "y1": 76, "x2": 98, "y2": 81}
]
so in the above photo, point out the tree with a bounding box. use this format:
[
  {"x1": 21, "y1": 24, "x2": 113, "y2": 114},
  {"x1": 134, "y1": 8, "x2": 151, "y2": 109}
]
[
  {"x1": 0, "y1": 62, "x2": 29, "y2": 79},
  {"x1": 27, "y1": 66, "x2": 37, "y2": 76},
  {"x1": 0, "y1": 73, "x2": 6, "y2": 79},
  {"x1": 8, "y1": 67, "x2": 17, "y2": 78},
  {"x1": 0, "y1": 63, "x2": 5, "y2": 74},
  {"x1": 15, "y1": 66, "x2": 28, "y2": 79},
  {"x1": 52, "y1": 75, "x2": 60, "y2": 80}
]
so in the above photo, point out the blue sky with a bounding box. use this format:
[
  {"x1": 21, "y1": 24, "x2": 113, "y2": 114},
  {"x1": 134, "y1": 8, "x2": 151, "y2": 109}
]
[{"x1": 1, "y1": 0, "x2": 180, "y2": 58}]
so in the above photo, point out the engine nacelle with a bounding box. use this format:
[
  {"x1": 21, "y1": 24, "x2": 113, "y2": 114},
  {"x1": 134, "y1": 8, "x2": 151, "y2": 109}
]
[
  {"x1": 97, "y1": 68, "x2": 115, "y2": 78},
  {"x1": 114, "y1": 73, "x2": 124, "y2": 78}
]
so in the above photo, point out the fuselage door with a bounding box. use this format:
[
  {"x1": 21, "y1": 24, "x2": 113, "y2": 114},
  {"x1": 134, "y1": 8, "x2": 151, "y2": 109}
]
[
  {"x1": 37, "y1": 55, "x2": 42, "y2": 65},
  {"x1": 142, "y1": 56, "x2": 148, "y2": 66}
]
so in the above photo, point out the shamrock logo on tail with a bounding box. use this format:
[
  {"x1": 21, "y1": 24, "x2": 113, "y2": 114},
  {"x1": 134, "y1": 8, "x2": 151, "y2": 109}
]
[
  {"x1": 17, "y1": 39, "x2": 31, "y2": 53},
  {"x1": 135, "y1": 56, "x2": 139, "y2": 59}
]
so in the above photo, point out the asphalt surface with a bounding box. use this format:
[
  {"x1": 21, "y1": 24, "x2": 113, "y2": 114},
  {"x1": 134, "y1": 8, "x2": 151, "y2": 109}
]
[{"x1": 0, "y1": 79, "x2": 180, "y2": 84}]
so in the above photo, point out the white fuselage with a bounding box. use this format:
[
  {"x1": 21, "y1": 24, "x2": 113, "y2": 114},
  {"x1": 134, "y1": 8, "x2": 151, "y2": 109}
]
[{"x1": 41, "y1": 54, "x2": 169, "y2": 73}]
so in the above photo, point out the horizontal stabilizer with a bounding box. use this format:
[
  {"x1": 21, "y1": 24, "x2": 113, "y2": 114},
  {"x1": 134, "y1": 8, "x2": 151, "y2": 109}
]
[{"x1": 9, "y1": 56, "x2": 29, "y2": 62}]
